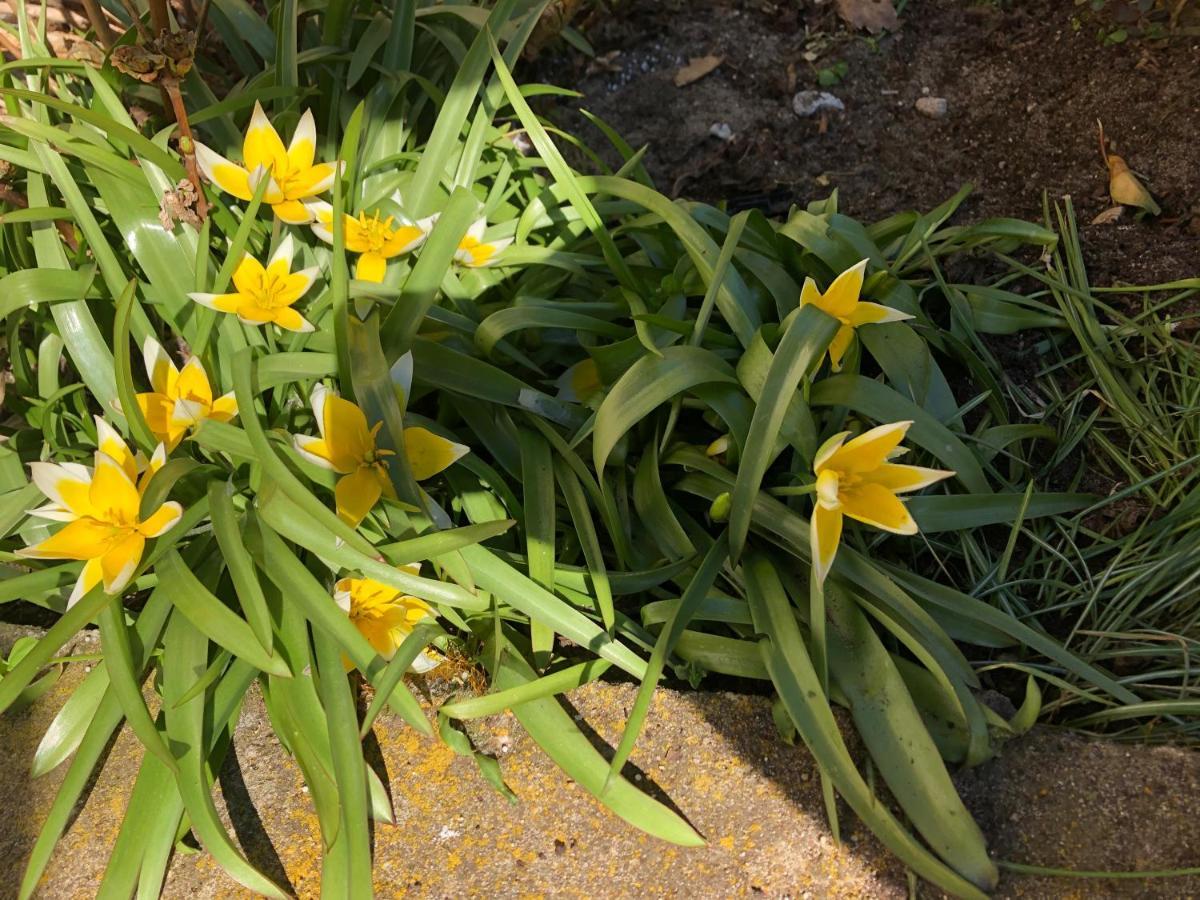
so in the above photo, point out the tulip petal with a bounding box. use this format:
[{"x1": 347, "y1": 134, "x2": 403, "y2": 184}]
[
  {"x1": 287, "y1": 108, "x2": 317, "y2": 172},
  {"x1": 142, "y1": 337, "x2": 177, "y2": 395},
  {"x1": 272, "y1": 307, "x2": 314, "y2": 333},
  {"x1": 810, "y1": 503, "x2": 843, "y2": 587},
  {"x1": 819, "y1": 259, "x2": 868, "y2": 319},
  {"x1": 30, "y1": 462, "x2": 94, "y2": 518},
  {"x1": 194, "y1": 142, "x2": 252, "y2": 200},
  {"x1": 18, "y1": 518, "x2": 119, "y2": 560},
  {"x1": 211, "y1": 392, "x2": 239, "y2": 422},
  {"x1": 93, "y1": 417, "x2": 137, "y2": 481},
  {"x1": 100, "y1": 532, "x2": 145, "y2": 596},
  {"x1": 29, "y1": 504, "x2": 81, "y2": 523},
  {"x1": 824, "y1": 421, "x2": 912, "y2": 475},
  {"x1": 322, "y1": 390, "x2": 374, "y2": 468},
  {"x1": 68, "y1": 558, "x2": 105, "y2": 608},
  {"x1": 848, "y1": 301, "x2": 913, "y2": 327},
  {"x1": 341, "y1": 214, "x2": 372, "y2": 253},
  {"x1": 89, "y1": 453, "x2": 141, "y2": 523},
  {"x1": 827, "y1": 325, "x2": 855, "y2": 372},
  {"x1": 189, "y1": 292, "x2": 242, "y2": 314},
  {"x1": 176, "y1": 356, "x2": 213, "y2": 406},
  {"x1": 290, "y1": 161, "x2": 340, "y2": 198},
  {"x1": 144, "y1": 444, "x2": 168, "y2": 483},
  {"x1": 307, "y1": 201, "x2": 335, "y2": 243},
  {"x1": 840, "y1": 483, "x2": 918, "y2": 535},
  {"x1": 382, "y1": 224, "x2": 426, "y2": 256},
  {"x1": 411, "y1": 650, "x2": 443, "y2": 673},
  {"x1": 403, "y1": 426, "x2": 468, "y2": 481},
  {"x1": 390, "y1": 351, "x2": 413, "y2": 402},
  {"x1": 243, "y1": 101, "x2": 287, "y2": 175},
  {"x1": 269, "y1": 233, "x2": 296, "y2": 271},
  {"x1": 862, "y1": 463, "x2": 954, "y2": 494},
  {"x1": 136, "y1": 392, "x2": 176, "y2": 447},
  {"x1": 170, "y1": 397, "x2": 207, "y2": 435},
  {"x1": 355, "y1": 252, "x2": 387, "y2": 283},
  {"x1": 138, "y1": 501, "x2": 183, "y2": 538},
  {"x1": 813, "y1": 431, "x2": 852, "y2": 472},
  {"x1": 335, "y1": 467, "x2": 384, "y2": 527},
  {"x1": 232, "y1": 254, "x2": 266, "y2": 295},
  {"x1": 272, "y1": 199, "x2": 314, "y2": 224},
  {"x1": 293, "y1": 435, "x2": 343, "y2": 472},
  {"x1": 248, "y1": 166, "x2": 285, "y2": 204},
  {"x1": 310, "y1": 384, "x2": 331, "y2": 441},
  {"x1": 799, "y1": 276, "x2": 823, "y2": 311},
  {"x1": 235, "y1": 304, "x2": 277, "y2": 325},
  {"x1": 276, "y1": 267, "x2": 319, "y2": 305}
]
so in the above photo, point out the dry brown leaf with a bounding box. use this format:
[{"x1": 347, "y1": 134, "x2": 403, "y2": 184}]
[
  {"x1": 836, "y1": 0, "x2": 899, "y2": 33},
  {"x1": 1098, "y1": 120, "x2": 1161, "y2": 216},
  {"x1": 1106, "y1": 156, "x2": 1160, "y2": 215},
  {"x1": 674, "y1": 55, "x2": 723, "y2": 88},
  {"x1": 1090, "y1": 205, "x2": 1125, "y2": 226}
]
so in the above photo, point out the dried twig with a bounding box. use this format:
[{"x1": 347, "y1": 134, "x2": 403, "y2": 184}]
[{"x1": 0, "y1": 184, "x2": 80, "y2": 250}]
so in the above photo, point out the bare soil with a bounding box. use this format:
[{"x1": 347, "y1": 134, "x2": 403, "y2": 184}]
[
  {"x1": 535, "y1": 0, "x2": 1200, "y2": 287},
  {"x1": 3, "y1": 623, "x2": 1198, "y2": 899}
]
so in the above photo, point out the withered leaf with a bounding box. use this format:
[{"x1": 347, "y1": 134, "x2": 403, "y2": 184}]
[
  {"x1": 110, "y1": 45, "x2": 166, "y2": 83},
  {"x1": 674, "y1": 55, "x2": 723, "y2": 88},
  {"x1": 836, "y1": 0, "x2": 899, "y2": 33}
]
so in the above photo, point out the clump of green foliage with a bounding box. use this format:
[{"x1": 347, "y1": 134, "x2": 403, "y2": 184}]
[{"x1": 0, "y1": 1, "x2": 1185, "y2": 898}]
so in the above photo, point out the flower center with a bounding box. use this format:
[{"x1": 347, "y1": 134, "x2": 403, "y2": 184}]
[
  {"x1": 350, "y1": 591, "x2": 400, "y2": 622},
  {"x1": 85, "y1": 513, "x2": 136, "y2": 539},
  {"x1": 357, "y1": 211, "x2": 396, "y2": 252},
  {"x1": 242, "y1": 268, "x2": 292, "y2": 309},
  {"x1": 266, "y1": 158, "x2": 305, "y2": 198},
  {"x1": 816, "y1": 468, "x2": 852, "y2": 510}
]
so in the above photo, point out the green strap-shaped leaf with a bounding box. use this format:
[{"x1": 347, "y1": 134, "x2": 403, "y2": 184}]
[
  {"x1": 485, "y1": 629, "x2": 704, "y2": 847},
  {"x1": 593, "y1": 345, "x2": 738, "y2": 474},
  {"x1": 728, "y1": 305, "x2": 840, "y2": 561},
  {"x1": 157, "y1": 551, "x2": 291, "y2": 677},
  {"x1": 825, "y1": 585, "x2": 998, "y2": 890},
  {"x1": 742, "y1": 554, "x2": 989, "y2": 900},
  {"x1": 161, "y1": 613, "x2": 287, "y2": 897},
  {"x1": 312, "y1": 630, "x2": 374, "y2": 898},
  {"x1": 906, "y1": 491, "x2": 1092, "y2": 532}
]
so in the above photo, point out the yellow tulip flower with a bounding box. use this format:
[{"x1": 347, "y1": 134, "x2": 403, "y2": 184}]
[
  {"x1": 799, "y1": 259, "x2": 913, "y2": 371},
  {"x1": 189, "y1": 234, "x2": 318, "y2": 332},
  {"x1": 194, "y1": 102, "x2": 341, "y2": 224},
  {"x1": 308, "y1": 199, "x2": 436, "y2": 283},
  {"x1": 810, "y1": 420, "x2": 953, "y2": 586},
  {"x1": 293, "y1": 385, "x2": 468, "y2": 527},
  {"x1": 18, "y1": 418, "x2": 183, "y2": 606},
  {"x1": 454, "y1": 218, "x2": 512, "y2": 268},
  {"x1": 553, "y1": 359, "x2": 602, "y2": 404},
  {"x1": 135, "y1": 338, "x2": 237, "y2": 450},
  {"x1": 334, "y1": 566, "x2": 441, "y2": 672}
]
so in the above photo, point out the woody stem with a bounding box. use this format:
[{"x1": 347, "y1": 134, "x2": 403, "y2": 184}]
[{"x1": 163, "y1": 76, "x2": 208, "y2": 221}]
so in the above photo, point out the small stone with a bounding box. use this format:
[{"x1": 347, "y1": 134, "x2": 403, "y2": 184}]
[
  {"x1": 709, "y1": 122, "x2": 734, "y2": 142},
  {"x1": 792, "y1": 90, "x2": 844, "y2": 118},
  {"x1": 916, "y1": 96, "x2": 948, "y2": 118}
]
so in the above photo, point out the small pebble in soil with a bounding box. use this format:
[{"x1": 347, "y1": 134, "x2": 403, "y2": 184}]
[
  {"x1": 916, "y1": 96, "x2": 949, "y2": 118},
  {"x1": 709, "y1": 122, "x2": 734, "y2": 142},
  {"x1": 792, "y1": 90, "x2": 844, "y2": 118}
]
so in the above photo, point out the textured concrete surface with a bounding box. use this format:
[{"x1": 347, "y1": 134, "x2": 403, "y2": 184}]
[{"x1": 2, "y1": 624, "x2": 1198, "y2": 899}]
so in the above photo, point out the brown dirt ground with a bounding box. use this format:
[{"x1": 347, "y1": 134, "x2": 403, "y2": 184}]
[
  {"x1": 3, "y1": 625, "x2": 1200, "y2": 899},
  {"x1": 535, "y1": 0, "x2": 1200, "y2": 288}
]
